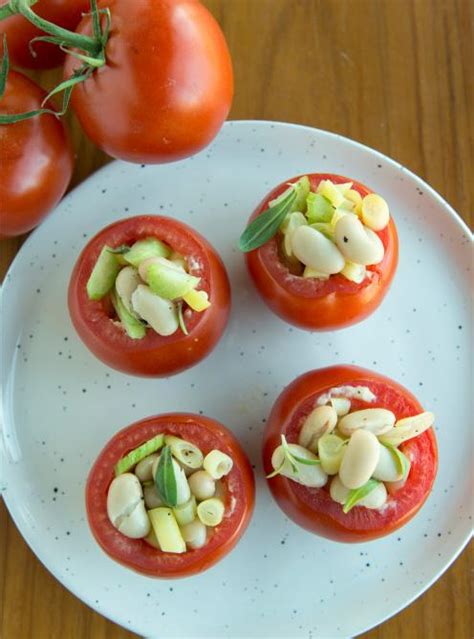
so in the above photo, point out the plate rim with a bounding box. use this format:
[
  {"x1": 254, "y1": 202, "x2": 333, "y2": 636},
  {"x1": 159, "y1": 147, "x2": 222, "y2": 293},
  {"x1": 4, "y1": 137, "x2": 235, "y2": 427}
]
[{"x1": 1, "y1": 119, "x2": 472, "y2": 638}]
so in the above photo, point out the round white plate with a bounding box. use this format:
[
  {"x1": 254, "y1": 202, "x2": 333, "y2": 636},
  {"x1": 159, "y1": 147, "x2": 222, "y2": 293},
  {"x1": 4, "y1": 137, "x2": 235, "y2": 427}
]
[{"x1": 1, "y1": 121, "x2": 472, "y2": 638}]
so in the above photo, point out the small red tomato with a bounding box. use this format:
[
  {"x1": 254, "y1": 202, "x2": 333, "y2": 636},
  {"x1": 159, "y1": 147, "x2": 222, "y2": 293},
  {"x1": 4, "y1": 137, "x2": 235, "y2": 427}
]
[
  {"x1": 68, "y1": 215, "x2": 231, "y2": 377},
  {"x1": 262, "y1": 366, "x2": 438, "y2": 542},
  {"x1": 0, "y1": 0, "x2": 90, "y2": 69},
  {"x1": 64, "y1": 0, "x2": 233, "y2": 163},
  {"x1": 0, "y1": 70, "x2": 73, "y2": 238},
  {"x1": 87, "y1": 413, "x2": 255, "y2": 577},
  {"x1": 245, "y1": 174, "x2": 399, "y2": 330}
]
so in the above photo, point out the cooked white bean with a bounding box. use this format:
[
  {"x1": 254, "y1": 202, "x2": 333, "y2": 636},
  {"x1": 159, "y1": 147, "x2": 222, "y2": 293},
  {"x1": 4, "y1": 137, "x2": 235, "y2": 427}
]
[
  {"x1": 298, "y1": 405, "x2": 337, "y2": 452},
  {"x1": 380, "y1": 411, "x2": 435, "y2": 447},
  {"x1": 329, "y1": 475, "x2": 350, "y2": 504},
  {"x1": 203, "y1": 450, "x2": 233, "y2": 479},
  {"x1": 282, "y1": 211, "x2": 307, "y2": 257},
  {"x1": 361, "y1": 194, "x2": 390, "y2": 231},
  {"x1": 197, "y1": 498, "x2": 225, "y2": 526},
  {"x1": 131, "y1": 284, "x2": 178, "y2": 336},
  {"x1": 334, "y1": 214, "x2": 384, "y2": 265},
  {"x1": 330, "y1": 397, "x2": 351, "y2": 416},
  {"x1": 271, "y1": 444, "x2": 328, "y2": 488},
  {"x1": 338, "y1": 408, "x2": 395, "y2": 437},
  {"x1": 134, "y1": 453, "x2": 160, "y2": 482},
  {"x1": 180, "y1": 519, "x2": 207, "y2": 549},
  {"x1": 144, "y1": 483, "x2": 163, "y2": 509},
  {"x1": 107, "y1": 473, "x2": 150, "y2": 539},
  {"x1": 115, "y1": 266, "x2": 141, "y2": 314},
  {"x1": 291, "y1": 225, "x2": 345, "y2": 274},
  {"x1": 357, "y1": 482, "x2": 387, "y2": 509},
  {"x1": 372, "y1": 443, "x2": 403, "y2": 482},
  {"x1": 152, "y1": 456, "x2": 191, "y2": 505},
  {"x1": 165, "y1": 435, "x2": 203, "y2": 470},
  {"x1": 339, "y1": 430, "x2": 380, "y2": 489},
  {"x1": 188, "y1": 470, "x2": 216, "y2": 501}
]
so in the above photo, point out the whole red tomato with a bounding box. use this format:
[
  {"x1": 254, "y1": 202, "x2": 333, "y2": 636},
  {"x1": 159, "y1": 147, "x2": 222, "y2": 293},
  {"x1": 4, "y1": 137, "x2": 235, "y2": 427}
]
[
  {"x1": 68, "y1": 215, "x2": 231, "y2": 377},
  {"x1": 262, "y1": 366, "x2": 438, "y2": 542},
  {"x1": 245, "y1": 174, "x2": 399, "y2": 331},
  {"x1": 0, "y1": 70, "x2": 73, "y2": 238},
  {"x1": 0, "y1": 0, "x2": 89, "y2": 69},
  {"x1": 87, "y1": 413, "x2": 255, "y2": 577},
  {"x1": 63, "y1": 0, "x2": 233, "y2": 163}
]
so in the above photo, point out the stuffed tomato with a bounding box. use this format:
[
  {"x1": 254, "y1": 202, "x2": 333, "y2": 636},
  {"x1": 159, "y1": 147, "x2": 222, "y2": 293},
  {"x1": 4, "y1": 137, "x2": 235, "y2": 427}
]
[
  {"x1": 262, "y1": 366, "x2": 438, "y2": 542},
  {"x1": 241, "y1": 174, "x2": 398, "y2": 330},
  {"x1": 87, "y1": 413, "x2": 255, "y2": 578},
  {"x1": 68, "y1": 215, "x2": 230, "y2": 376}
]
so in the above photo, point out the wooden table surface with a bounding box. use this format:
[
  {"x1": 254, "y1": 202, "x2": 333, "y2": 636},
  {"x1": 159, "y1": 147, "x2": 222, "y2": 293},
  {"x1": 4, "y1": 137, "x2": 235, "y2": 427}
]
[{"x1": 1, "y1": 0, "x2": 472, "y2": 637}]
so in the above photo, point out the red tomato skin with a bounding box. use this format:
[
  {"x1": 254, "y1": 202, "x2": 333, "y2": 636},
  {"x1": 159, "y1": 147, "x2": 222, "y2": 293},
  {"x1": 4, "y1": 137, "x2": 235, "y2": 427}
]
[
  {"x1": 245, "y1": 174, "x2": 399, "y2": 331},
  {"x1": 0, "y1": 71, "x2": 73, "y2": 238},
  {"x1": 68, "y1": 216, "x2": 231, "y2": 377},
  {"x1": 0, "y1": 0, "x2": 89, "y2": 69},
  {"x1": 64, "y1": 0, "x2": 233, "y2": 163},
  {"x1": 86, "y1": 413, "x2": 255, "y2": 578},
  {"x1": 262, "y1": 366, "x2": 438, "y2": 543}
]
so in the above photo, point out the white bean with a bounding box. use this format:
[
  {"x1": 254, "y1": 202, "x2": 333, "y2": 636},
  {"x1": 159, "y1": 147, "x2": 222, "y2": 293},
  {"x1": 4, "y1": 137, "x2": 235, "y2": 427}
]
[
  {"x1": 180, "y1": 519, "x2": 207, "y2": 549},
  {"x1": 271, "y1": 444, "x2": 328, "y2": 488},
  {"x1": 144, "y1": 483, "x2": 163, "y2": 509},
  {"x1": 361, "y1": 194, "x2": 390, "y2": 231},
  {"x1": 329, "y1": 475, "x2": 350, "y2": 504},
  {"x1": 115, "y1": 266, "x2": 141, "y2": 314},
  {"x1": 339, "y1": 430, "x2": 380, "y2": 489},
  {"x1": 357, "y1": 482, "x2": 387, "y2": 509},
  {"x1": 330, "y1": 397, "x2": 351, "y2": 416},
  {"x1": 334, "y1": 214, "x2": 384, "y2": 265},
  {"x1": 203, "y1": 450, "x2": 233, "y2": 479},
  {"x1": 106, "y1": 473, "x2": 150, "y2": 539},
  {"x1": 134, "y1": 453, "x2": 160, "y2": 482},
  {"x1": 152, "y1": 456, "x2": 191, "y2": 505},
  {"x1": 188, "y1": 470, "x2": 216, "y2": 501},
  {"x1": 291, "y1": 225, "x2": 345, "y2": 274},
  {"x1": 131, "y1": 284, "x2": 178, "y2": 336},
  {"x1": 298, "y1": 405, "x2": 338, "y2": 452},
  {"x1": 372, "y1": 443, "x2": 403, "y2": 482},
  {"x1": 337, "y1": 408, "x2": 395, "y2": 437}
]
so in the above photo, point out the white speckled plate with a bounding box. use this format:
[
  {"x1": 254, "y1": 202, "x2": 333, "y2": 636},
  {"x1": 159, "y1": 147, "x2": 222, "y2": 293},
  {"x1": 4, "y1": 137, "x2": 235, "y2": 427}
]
[{"x1": 1, "y1": 121, "x2": 472, "y2": 638}]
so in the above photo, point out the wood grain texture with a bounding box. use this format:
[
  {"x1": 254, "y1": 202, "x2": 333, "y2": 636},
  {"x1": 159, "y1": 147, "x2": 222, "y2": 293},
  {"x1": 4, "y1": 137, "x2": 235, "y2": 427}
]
[{"x1": 0, "y1": 0, "x2": 472, "y2": 637}]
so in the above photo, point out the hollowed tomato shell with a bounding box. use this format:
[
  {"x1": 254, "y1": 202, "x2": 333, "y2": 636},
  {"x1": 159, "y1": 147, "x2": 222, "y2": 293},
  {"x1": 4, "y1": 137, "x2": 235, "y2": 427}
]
[
  {"x1": 68, "y1": 215, "x2": 231, "y2": 377},
  {"x1": 262, "y1": 365, "x2": 438, "y2": 542},
  {"x1": 245, "y1": 174, "x2": 399, "y2": 330},
  {"x1": 86, "y1": 413, "x2": 255, "y2": 577}
]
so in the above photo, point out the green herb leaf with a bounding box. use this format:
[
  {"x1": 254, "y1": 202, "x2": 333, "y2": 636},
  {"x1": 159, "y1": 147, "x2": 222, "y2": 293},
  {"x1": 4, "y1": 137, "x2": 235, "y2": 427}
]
[
  {"x1": 266, "y1": 459, "x2": 285, "y2": 479},
  {"x1": 383, "y1": 443, "x2": 411, "y2": 480},
  {"x1": 343, "y1": 479, "x2": 380, "y2": 514},
  {"x1": 114, "y1": 434, "x2": 164, "y2": 476},
  {"x1": 177, "y1": 302, "x2": 189, "y2": 335},
  {"x1": 155, "y1": 446, "x2": 178, "y2": 507},
  {"x1": 0, "y1": 35, "x2": 9, "y2": 99},
  {"x1": 281, "y1": 434, "x2": 321, "y2": 470},
  {"x1": 239, "y1": 188, "x2": 297, "y2": 252}
]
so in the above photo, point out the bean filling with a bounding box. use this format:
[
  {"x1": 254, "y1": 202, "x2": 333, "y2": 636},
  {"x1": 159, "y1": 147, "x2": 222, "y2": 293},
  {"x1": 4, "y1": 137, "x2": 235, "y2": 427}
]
[
  {"x1": 277, "y1": 177, "x2": 390, "y2": 282},
  {"x1": 86, "y1": 237, "x2": 211, "y2": 339},
  {"x1": 107, "y1": 434, "x2": 233, "y2": 553},
  {"x1": 268, "y1": 389, "x2": 435, "y2": 513}
]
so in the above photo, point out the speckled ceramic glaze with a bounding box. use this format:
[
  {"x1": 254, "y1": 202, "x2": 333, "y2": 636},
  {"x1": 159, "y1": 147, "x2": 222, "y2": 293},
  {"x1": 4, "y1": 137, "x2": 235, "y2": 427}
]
[{"x1": 1, "y1": 121, "x2": 472, "y2": 638}]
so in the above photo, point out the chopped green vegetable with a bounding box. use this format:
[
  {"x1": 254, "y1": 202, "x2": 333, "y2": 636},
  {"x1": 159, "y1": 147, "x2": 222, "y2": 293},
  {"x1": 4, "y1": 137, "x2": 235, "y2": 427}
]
[
  {"x1": 86, "y1": 246, "x2": 122, "y2": 301},
  {"x1": 114, "y1": 433, "x2": 164, "y2": 476},
  {"x1": 155, "y1": 446, "x2": 178, "y2": 507},
  {"x1": 383, "y1": 444, "x2": 411, "y2": 480},
  {"x1": 124, "y1": 237, "x2": 171, "y2": 267},
  {"x1": 111, "y1": 290, "x2": 146, "y2": 340},
  {"x1": 239, "y1": 188, "x2": 297, "y2": 252},
  {"x1": 306, "y1": 193, "x2": 334, "y2": 224},
  {"x1": 147, "y1": 262, "x2": 200, "y2": 300},
  {"x1": 343, "y1": 479, "x2": 380, "y2": 513},
  {"x1": 270, "y1": 175, "x2": 311, "y2": 213}
]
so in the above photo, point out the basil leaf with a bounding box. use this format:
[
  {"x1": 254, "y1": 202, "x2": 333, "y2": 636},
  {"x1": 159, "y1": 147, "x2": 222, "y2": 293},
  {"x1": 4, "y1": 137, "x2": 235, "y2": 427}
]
[
  {"x1": 383, "y1": 443, "x2": 411, "y2": 480},
  {"x1": 239, "y1": 188, "x2": 297, "y2": 252},
  {"x1": 343, "y1": 479, "x2": 380, "y2": 514},
  {"x1": 155, "y1": 446, "x2": 178, "y2": 507},
  {"x1": 177, "y1": 302, "x2": 189, "y2": 335}
]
